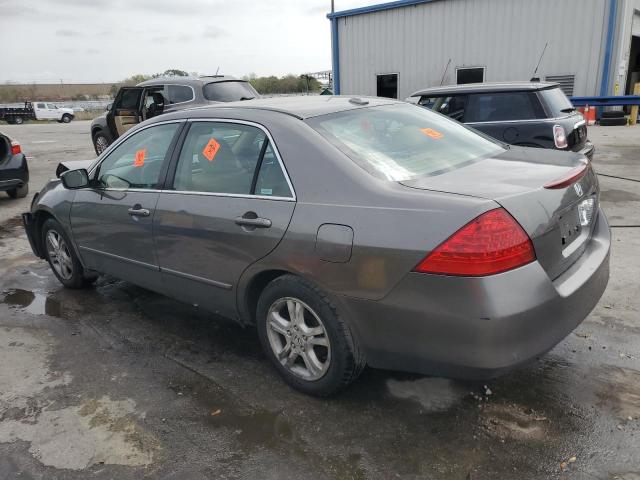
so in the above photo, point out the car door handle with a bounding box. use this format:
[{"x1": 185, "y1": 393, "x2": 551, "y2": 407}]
[
  {"x1": 234, "y1": 216, "x2": 272, "y2": 228},
  {"x1": 128, "y1": 207, "x2": 151, "y2": 217}
]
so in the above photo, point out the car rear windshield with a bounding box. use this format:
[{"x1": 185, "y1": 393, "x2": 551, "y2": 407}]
[
  {"x1": 540, "y1": 87, "x2": 575, "y2": 117},
  {"x1": 306, "y1": 103, "x2": 505, "y2": 181},
  {"x1": 202, "y1": 81, "x2": 258, "y2": 102}
]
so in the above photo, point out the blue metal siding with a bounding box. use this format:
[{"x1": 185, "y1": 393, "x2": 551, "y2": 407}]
[{"x1": 599, "y1": 0, "x2": 618, "y2": 96}]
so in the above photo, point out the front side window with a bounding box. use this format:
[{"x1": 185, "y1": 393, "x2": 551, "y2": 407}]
[
  {"x1": 173, "y1": 122, "x2": 292, "y2": 197},
  {"x1": 96, "y1": 123, "x2": 179, "y2": 190},
  {"x1": 202, "y1": 81, "x2": 258, "y2": 102},
  {"x1": 167, "y1": 85, "x2": 194, "y2": 104},
  {"x1": 118, "y1": 89, "x2": 142, "y2": 110},
  {"x1": 307, "y1": 103, "x2": 504, "y2": 181},
  {"x1": 465, "y1": 92, "x2": 543, "y2": 122},
  {"x1": 421, "y1": 95, "x2": 467, "y2": 121}
]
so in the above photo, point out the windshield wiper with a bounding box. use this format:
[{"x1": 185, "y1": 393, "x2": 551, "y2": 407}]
[
  {"x1": 560, "y1": 107, "x2": 576, "y2": 113},
  {"x1": 239, "y1": 96, "x2": 255, "y2": 101}
]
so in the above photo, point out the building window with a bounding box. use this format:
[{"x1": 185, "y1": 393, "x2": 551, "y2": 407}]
[
  {"x1": 456, "y1": 67, "x2": 485, "y2": 85},
  {"x1": 376, "y1": 73, "x2": 398, "y2": 99}
]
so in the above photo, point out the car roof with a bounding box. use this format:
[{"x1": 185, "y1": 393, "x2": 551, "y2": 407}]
[
  {"x1": 181, "y1": 95, "x2": 402, "y2": 120},
  {"x1": 410, "y1": 81, "x2": 559, "y2": 97},
  {"x1": 137, "y1": 75, "x2": 243, "y2": 87}
]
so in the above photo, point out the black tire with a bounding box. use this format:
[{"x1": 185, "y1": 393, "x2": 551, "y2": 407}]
[
  {"x1": 92, "y1": 131, "x2": 110, "y2": 156},
  {"x1": 600, "y1": 117, "x2": 627, "y2": 126},
  {"x1": 6, "y1": 118, "x2": 14, "y2": 125},
  {"x1": 256, "y1": 274, "x2": 365, "y2": 396},
  {"x1": 41, "y1": 218, "x2": 91, "y2": 289},
  {"x1": 13, "y1": 116, "x2": 24, "y2": 125},
  {"x1": 61, "y1": 114, "x2": 72, "y2": 123},
  {"x1": 601, "y1": 110, "x2": 625, "y2": 119},
  {"x1": 7, "y1": 183, "x2": 28, "y2": 199}
]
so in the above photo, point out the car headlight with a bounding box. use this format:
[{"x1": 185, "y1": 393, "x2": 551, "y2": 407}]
[{"x1": 578, "y1": 198, "x2": 595, "y2": 226}]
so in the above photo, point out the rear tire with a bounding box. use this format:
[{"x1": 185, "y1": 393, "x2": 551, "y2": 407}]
[
  {"x1": 93, "y1": 131, "x2": 110, "y2": 156},
  {"x1": 256, "y1": 274, "x2": 365, "y2": 396},
  {"x1": 600, "y1": 117, "x2": 627, "y2": 126},
  {"x1": 61, "y1": 114, "x2": 72, "y2": 123},
  {"x1": 7, "y1": 183, "x2": 28, "y2": 199},
  {"x1": 41, "y1": 218, "x2": 91, "y2": 289},
  {"x1": 13, "y1": 116, "x2": 24, "y2": 125}
]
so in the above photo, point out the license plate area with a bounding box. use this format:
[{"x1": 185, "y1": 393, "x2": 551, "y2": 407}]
[{"x1": 558, "y1": 208, "x2": 581, "y2": 248}]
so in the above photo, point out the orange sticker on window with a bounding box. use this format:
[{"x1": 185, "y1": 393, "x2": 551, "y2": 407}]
[
  {"x1": 420, "y1": 128, "x2": 444, "y2": 139},
  {"x1": 202, "y1": 138, "x2": 221, "y2": 162},
  {"x1": 134, "y1": 149, "x2": 146, "y2": 167}
]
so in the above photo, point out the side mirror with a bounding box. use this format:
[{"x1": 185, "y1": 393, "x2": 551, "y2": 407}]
[
  {"x1": 106, "y1": 103, "x2": 113, "y2": 112},
  {"x1": 60, "y1": 169, "x2": 90, "y2": 190}
]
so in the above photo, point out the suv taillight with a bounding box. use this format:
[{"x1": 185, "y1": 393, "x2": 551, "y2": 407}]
[
  {"x1": 10, "y1": 140, "x2": 21, "y2": 155},
  {"x1": 413, "y1": 208, "x2": 536, "y2": 276},
  {"x1": 553, "y1": 124, "x2": 568, "y2": 149}
]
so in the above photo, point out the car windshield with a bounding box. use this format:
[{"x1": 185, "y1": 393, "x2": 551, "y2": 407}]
[
  {"x1": 306, "y1": 103, "x2": 505, "y2": 181},
  {"x1": 202, "y1": 81, "x2": 258, "y2": 102},
  {"x1": 540, "y1": 87, "x2": 575, "y2": 116}
]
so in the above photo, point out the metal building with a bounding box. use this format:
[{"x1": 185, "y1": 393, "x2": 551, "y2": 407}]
[{"x1": 328, "y1": 0, "x2": 640, "y2": 100}]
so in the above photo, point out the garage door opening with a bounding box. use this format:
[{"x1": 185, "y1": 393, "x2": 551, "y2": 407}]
[
  {"x1": 377, "y1": 73, "x2": 398, "y2": 99},
  {"x1": 626, "y1": 36, "x2": 640, "y2": 95},
  {"x1": 456, "y1": 67, "x2": 485, "y2": 85}
]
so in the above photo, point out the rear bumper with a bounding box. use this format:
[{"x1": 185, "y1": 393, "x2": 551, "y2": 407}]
[{"x1": 340, "y1": 208, "x2": 610, "y2": 379}]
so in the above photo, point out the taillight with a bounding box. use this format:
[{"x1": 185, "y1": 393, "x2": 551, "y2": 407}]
[
  {"x1": 553, "y1": 125, "x2": 568, "y2": 149},
  {"x1": 413, "y1": 208, "x2": 536, "y2": 276},
  {"x1": 10, "y1": 140, "x2": 21, "y2": 155},
  {"x1": 543, "y1": 161, "x2": 588, "y2": 189}
]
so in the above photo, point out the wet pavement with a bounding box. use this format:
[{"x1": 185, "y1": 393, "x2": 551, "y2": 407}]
[{"x1": 0, "y1": 121, "x2": 639, "y2": 479}]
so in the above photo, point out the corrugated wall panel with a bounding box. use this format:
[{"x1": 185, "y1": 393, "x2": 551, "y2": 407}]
[{"x1": 337, "y1": 0, "x2": 608, "y2": 99}]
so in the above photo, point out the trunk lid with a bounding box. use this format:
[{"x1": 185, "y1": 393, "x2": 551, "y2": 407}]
[{"x1": 401, "y1": 146, "x2": 599, "y2": 279}]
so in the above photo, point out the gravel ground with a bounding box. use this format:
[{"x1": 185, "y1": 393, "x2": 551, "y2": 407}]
[{"x1": 0, "y1": 120, "x2": 639, "y2": 479}]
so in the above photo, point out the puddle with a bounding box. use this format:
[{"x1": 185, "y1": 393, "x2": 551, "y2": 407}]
[
  {"x1": 479, "y1": 403, "x2": 548, "y2": 440},
  {"x1": 597, "y1": 366, "x2": 640, "y2": 420},
  {"x1": 2, "y1": 289, "x2": 62, "y2": 317},
  {"x1": 387, "y1": 377, "x2": 466, "y2": 412},
  {"x1": 209, "y1": 409, "x2": 293, "y2": 448}
]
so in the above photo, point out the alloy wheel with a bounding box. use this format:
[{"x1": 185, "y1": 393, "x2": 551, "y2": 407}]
[
  {"x1": 46, "y1": 230, "x2": 74, "y2": 280},
  {"x1": 95, "y1": 136, "x2": 109, "y2": 154},
  {"x1": 266, "y1": 297, "x2": 331, "y2": 381}
]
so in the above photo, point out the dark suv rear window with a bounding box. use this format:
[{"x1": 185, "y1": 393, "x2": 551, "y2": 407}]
[
  {"x1": 202, "y1": 81, "x2": 258, "y2": 102},
  {"x1": 465, "y1": 92, "x2": 544, "y2": 122},
  {"x1": 539, "y1": 87, "x2": 575, "y2": 117}
]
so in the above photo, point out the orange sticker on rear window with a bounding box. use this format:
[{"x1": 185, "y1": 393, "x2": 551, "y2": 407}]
[
  {"x1": 134, "y1": 149, "x2": 146, "y2": 167},
  {"x1": 202, "y1": 138, "x2": 221, "y2": 162},
  {"x1": 420, "y1": 128, "x2": 444, "y2": 139}
]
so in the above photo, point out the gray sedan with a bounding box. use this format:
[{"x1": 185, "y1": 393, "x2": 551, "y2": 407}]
[{"x1": 22, "y1": 96, "x2": 610, "y2": 396}]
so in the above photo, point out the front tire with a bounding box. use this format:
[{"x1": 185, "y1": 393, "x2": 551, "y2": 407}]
[
  {"x1": 61, "y1": 114, "x2": 72, "y2": 123},
  {"x1": 42, "y1": 218, "x2": 90, "y2": 289},
  {"x1": 256, "y1": 275, "x2": 364, "y2": 396},
  {"x1": 7, "y1": 183, "x2": 28, "y2": 199},
  {"x1": 93, "y1": 131, "x2": 110, "y2": 156}
]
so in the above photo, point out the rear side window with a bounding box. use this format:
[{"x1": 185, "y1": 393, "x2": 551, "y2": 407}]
[
  {"x1": 167, "y1": 85, "x2": 194, "y2": 104},
  {"x1": 173, "y1": 122, "x2": 290, "y2": 198},
  {"x1": 307, "y1": 103, "x2": 504, "y2": 181},
  {"x1": 465, "y1": 92, "x2": 544, "y2": 122},
  {"x1": 202, "y1": 81, "x2": 258, "y2": 102},
  {"x1": 36, "y1": 103, "x2": 45, "y2": 108}
]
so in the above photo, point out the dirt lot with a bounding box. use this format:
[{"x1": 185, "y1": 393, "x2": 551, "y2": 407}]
[{"x1": 0, "y1": 121, "x2": 639, "y2": 479}]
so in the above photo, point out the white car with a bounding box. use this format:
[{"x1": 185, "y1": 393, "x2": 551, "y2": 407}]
[{"x1": 33, "y1": 102, "x2": 75, "y2": 123}]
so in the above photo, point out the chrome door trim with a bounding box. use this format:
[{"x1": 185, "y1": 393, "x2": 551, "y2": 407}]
[
  {"x1": 158, "y1": 189, "x2": 294, "y2": 202},
  {"x1": 160, "y1": 266, "x2": 232, "y2": 290},
  {"x1": 79, "y1": 246, "x2": 159, "y2": 271}
]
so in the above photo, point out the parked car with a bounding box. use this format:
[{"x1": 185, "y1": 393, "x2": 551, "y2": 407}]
[
  {"x1": 408, "y1": 82, "x2": 594, "y2": 159},
  {"x1": 0, "y1": 131, "x2": 28, "y2": 199},
  {"x1": 90, "y1": 75, "x2": 259, "y2": 155},
  {"x1": 0, "y1": 102, "x2": 75, "y2": 125},
  {"x1": 23, "y1": 96, "x2": 610, "y2": 396}
]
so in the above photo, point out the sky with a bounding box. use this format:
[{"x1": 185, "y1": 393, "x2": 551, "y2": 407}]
[{"x1": 1, "y1": 0, "x2": 373, "y2": 84}]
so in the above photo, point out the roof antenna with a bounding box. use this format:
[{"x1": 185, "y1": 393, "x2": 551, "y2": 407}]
[
  {"x1": 531, "y1": 42, "x2": 548, "y2": 82},
  {"x1": 215, "y1": 66, "x2": 220, "y2": 76},
  {"x1": 440, "y1": 58, "x2": 451, "y2": 86}
]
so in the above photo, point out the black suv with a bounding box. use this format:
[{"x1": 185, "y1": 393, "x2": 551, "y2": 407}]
[
  {"x1": 0, "y1": 131, "x2": 28, "y2": 199},
  {"x1": 409, "y1": 82, "x2": 594, "y2": 159},
  {"x1": 90, "y1": 76, "x2": 259, "y2": 155}
]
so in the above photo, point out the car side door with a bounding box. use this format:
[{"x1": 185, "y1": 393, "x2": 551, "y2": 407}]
[
  {"x1": 107, "y1": 87, "x2": 144, "y2": 139},
  {"x1": 70, "y1": 121, "x2": 184, "y2": 292},
  {"x1": 153, "y1": 120, "x2": 296, "y2": 318}
]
